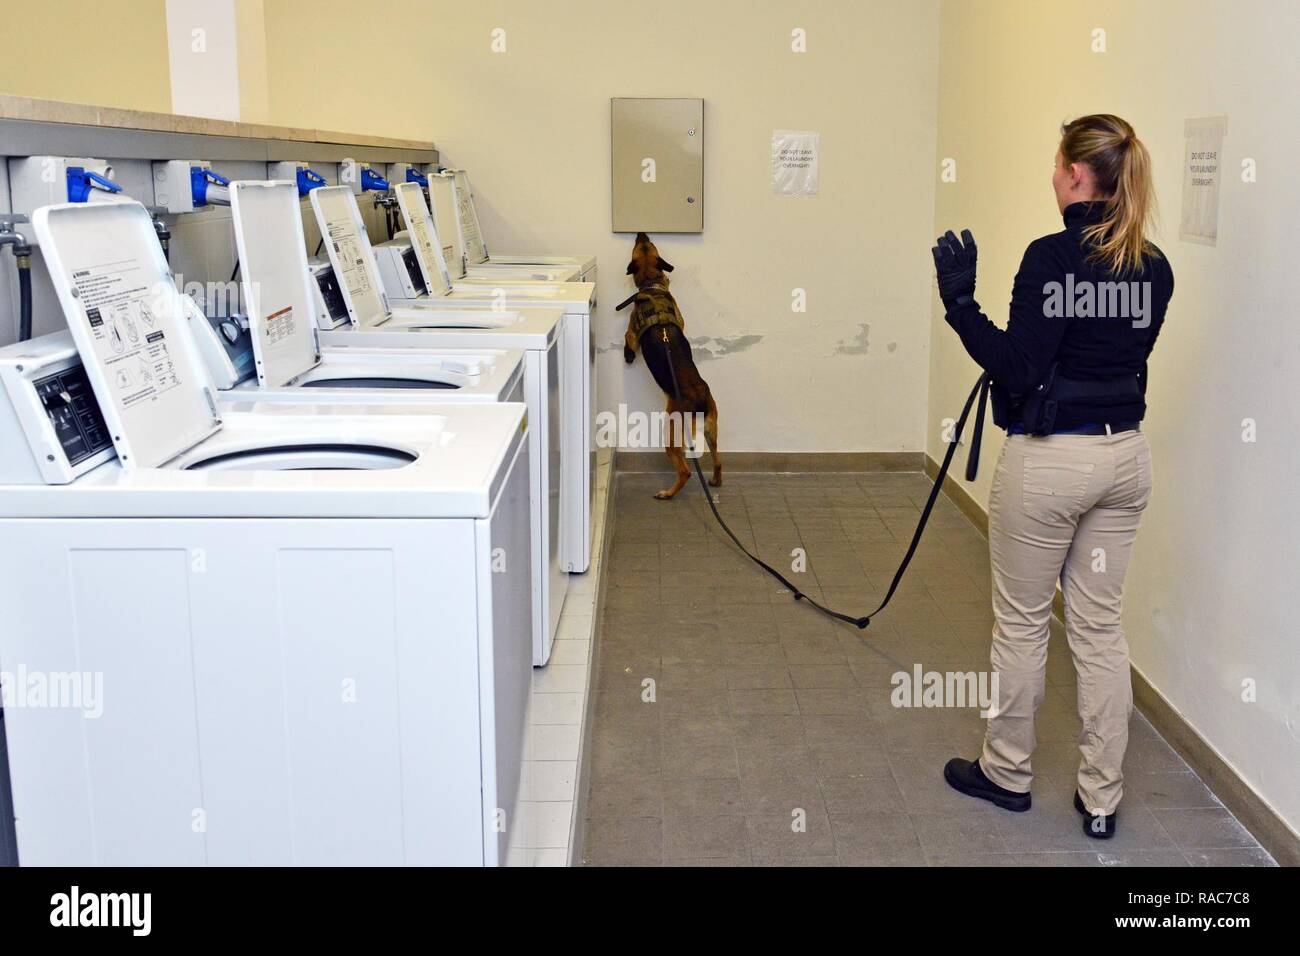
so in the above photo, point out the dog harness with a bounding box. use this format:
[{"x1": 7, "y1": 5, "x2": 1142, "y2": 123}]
[{"x1": 615, "y1": 285, "x2": 685, "y2": 340}]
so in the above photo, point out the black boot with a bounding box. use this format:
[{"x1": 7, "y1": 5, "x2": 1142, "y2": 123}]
[
  {"x1": 1074, "y1": 791, "x2": 1117, "y2": 839},
  {"x1": 943, "y1": 757, "x2": 1031, "y2": 812}
]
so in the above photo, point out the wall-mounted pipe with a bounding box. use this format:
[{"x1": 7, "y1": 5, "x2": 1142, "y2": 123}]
[{"x1": 0, "y1": 223, "x2": 33, "y2": 342}]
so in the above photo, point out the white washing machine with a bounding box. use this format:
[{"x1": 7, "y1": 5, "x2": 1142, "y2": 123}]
[
  {"x1": 216, "y1": 181, "x2": 561, "y2": 664},
  {"x1": 232, "y1": 184, "x2": 564, "y2": 665},
  {"x1": 420, "y1": 172, "x2": 576, "y2": 282},
  {"x1": 311, "y1": 183, "x2": 598, "y2": 574},
  {"x1": 0, "y1": 203, "x2": 535, "y2": 865},
  {"x1": 438, "y1": 168, "x2": 597, "y2": 283}
]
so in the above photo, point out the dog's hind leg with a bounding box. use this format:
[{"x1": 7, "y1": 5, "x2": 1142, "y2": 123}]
[
  {"x1": 704, "y1": 394, "x2": 721, "y2": 487},
  {"x1": 655, "y1": 399, "x2": 691, "y2": 500}
]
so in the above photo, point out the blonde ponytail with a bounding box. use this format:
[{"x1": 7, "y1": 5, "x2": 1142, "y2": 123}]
[{"x1": 1060, "y1": 114, "x2": 1160, "y2": 275}]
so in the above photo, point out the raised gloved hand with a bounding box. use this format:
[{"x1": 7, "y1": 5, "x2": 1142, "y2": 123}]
[{"x1": 931, "y1": 228, "x2": 978, "y2": 309}]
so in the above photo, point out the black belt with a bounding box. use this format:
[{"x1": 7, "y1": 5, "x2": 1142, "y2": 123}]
[{"x1": 1008, "y1": 421, "x2": 1140, "y2": 436}]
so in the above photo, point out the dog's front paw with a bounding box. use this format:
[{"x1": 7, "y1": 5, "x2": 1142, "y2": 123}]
[
  {"x1": 623, "y1": 346, "x2": 636, "y2": 364},
  {"x1": 653, "y1": 489, "x2": 676, "y2": 500}
]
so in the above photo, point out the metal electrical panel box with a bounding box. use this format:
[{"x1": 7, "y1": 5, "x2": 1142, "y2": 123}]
[{"x1": 611, "y1": 98, "x2": 704, "y2": 234}]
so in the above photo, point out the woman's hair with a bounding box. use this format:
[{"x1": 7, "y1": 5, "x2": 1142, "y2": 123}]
[{"x1": 1059, "y1": 114, "x2": 1160, "y2": 275}]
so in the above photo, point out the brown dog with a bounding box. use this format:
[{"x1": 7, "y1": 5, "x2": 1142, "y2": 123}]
[{"x1": 619, "y1": 232, "x2": 721, "y2": 499}]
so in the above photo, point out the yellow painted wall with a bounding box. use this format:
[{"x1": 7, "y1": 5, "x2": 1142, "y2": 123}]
[
  {"x1": 0, "y1": 1, "x2": 172, "y2": 112},
  {"x1": 927, "y1": 0, "x2": 1300, "y2": 832},
  {"x1": 235, "y1": 0, "x2": 270, "y2": 124},
  {"x1": 264, "y1": 0, "x2": 942, "y2": 453}
]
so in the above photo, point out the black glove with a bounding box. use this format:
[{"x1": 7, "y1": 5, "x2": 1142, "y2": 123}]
[{"x1": 931, "y1": 228, "x2": 978, "y2": 309}]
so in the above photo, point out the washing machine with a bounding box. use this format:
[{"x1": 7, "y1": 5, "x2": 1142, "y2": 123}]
[
  {"x1": 225, "y1": 181, "x2": 562, "y2": 662},
  {"x1": 437, "y1": 168, "x2": 597, "y2": 282},
  {"x1": 420, "y1": 172, "x2": 577, "y2": 282},
  {"x1": 311, "y1": 183, "x2": 598, "y2": 575},
  {"x1": 0, "y1": 202, "x2": 536, "y2": 865},
  {"x1": 218, "y1": 180, "x2": 564, "y2": 664}
]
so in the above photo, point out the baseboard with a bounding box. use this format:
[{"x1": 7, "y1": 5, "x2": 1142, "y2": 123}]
[
  {"x1": 615, "y1": 449, "x2": 924, "y2": 474},
  {"x1": 1130, "y1": 666, "x2": 1299, "y2": 867},
  {"x1": 925, "y1": 453, "x2": 1298, "y2": 866},
  {"x1": 923, "y1": 454, "x2": 988, "y2": 537}
]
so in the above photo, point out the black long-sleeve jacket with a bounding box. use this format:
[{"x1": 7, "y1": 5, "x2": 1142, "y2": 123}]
[{"x1": 944, "y1": 201, "x2": 1175, "y2": 430}]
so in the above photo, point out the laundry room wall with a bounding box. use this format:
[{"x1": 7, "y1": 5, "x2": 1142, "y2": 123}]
[
  {"x1": 262, "y1": 0, "x2": 942, "y2": 454},
  {"x1": 927, "y1": 0, "x2": 1300, "y2": 835},
  {"x1": 0, "y1": 1, "x2": 172, "y2": 113}
]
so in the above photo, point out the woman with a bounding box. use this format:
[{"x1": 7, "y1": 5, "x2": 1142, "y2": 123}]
[{"x1": 933, "y1": 114, "x2": 1174, "y2": 839}]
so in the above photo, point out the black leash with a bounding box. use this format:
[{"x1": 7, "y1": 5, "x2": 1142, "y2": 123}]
[{"x1": 659, "y1": 322, "x2": 990, "y2": 630}]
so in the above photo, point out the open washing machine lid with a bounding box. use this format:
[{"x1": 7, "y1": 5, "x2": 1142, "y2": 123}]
[
  {"x1": 393, "y1": 182, "x2": 456, "y2": 297},
  {"x1": 309, "y1": 185, "x2": 393, "y2": 331},
  {"x1": 428, "y1": 173, "x2": 472, "y2": 279},
  {"x1": 449, "y1": 169, "x2": 490, "y2": 266},
  {"x1": 33, "y1": 200, "x2": 223, "y2": 469},
  {"x1": 230, "y1": 180, "x2": 327, "y2": 389}
]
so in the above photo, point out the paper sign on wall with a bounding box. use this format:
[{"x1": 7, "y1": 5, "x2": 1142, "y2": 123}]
[
  {"x1": 1180, "y1": 116, "x2": 1227, "y2": 246},
  {"x1": 772, "y1": 130, "x2": 819, "y2": 196}
]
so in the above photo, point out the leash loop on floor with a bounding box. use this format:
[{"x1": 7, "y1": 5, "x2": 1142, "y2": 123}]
[{"x1": 661, "y1": 336, "x2": 989, "y2": 630}]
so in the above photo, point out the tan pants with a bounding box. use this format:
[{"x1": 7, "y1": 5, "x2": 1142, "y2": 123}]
[{"x1": 980, "y1": 430, "x2": 1153, "y2": 814}]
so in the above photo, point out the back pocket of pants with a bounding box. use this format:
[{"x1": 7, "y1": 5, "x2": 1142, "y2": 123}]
[{"x1": 1022, "y1": 459, "x2": 1095, "y2": 509}]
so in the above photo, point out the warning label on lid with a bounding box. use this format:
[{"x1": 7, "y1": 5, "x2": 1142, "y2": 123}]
[{"x1": 264, "y1": 305, "x2": 296, "y2": 344}]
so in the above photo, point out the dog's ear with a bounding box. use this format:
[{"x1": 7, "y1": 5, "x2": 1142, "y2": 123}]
[
  {"x1": 657, "y1": 256, "x2": 674, "y2": 272},
  {"x1": 626, "y1": 261, "x2": 636, "y2": 275}
]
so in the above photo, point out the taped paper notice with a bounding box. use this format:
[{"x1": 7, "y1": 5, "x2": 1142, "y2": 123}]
[
  {"x1": 1180, "y1": 116, "x2": 1227, "y2": 246},
  {"x1": 772, "y1": 130, "x2": 819, "y2": 196}
]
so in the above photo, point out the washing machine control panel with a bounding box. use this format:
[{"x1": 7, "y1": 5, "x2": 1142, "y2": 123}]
[
  {"x1": 34, "y1": 364, "x2": 112, "y2": 466},
  {"x1": 0, "y1": 332, "x2": 119, "y2": 484},
  {"x1": 309, "y1": 259, "x2": 350, "y2": 330}
]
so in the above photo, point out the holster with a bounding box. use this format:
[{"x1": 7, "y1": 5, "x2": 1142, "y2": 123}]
[
  {"x1": 1019, "y1": 362, "x2": 1061, "y2": 436},
  {"x1": 1017, "y1": 362, "x2": 1141, "y2": 435}
]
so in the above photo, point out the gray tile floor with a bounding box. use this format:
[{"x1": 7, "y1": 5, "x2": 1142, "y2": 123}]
[{"x1": 581, "y1": 471, "x2": 1276, "y2": 867}]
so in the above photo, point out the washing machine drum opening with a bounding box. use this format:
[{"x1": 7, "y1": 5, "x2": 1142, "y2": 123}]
[
  {"x1": 299, "y1": 377, "x2": 459, "y2": 389},
  {"x1": 184, "y1": 443, "x2": 418, "y2": 471}
]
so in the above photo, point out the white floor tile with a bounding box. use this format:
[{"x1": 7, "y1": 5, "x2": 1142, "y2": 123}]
[
  {"x1": 557, "y1": 613, "x2": 594, "y2": 641},
  {"x1": 507, "y1": 447, "x2": 614, "y2": 865},
  {"x1": 549, "y1": 638, "x2": 590, "y2": 666},
  {"x1": 531, "y1": 723, "x2": 581, "y2": 761},
  {"x1": 530, "y1": 691, "x2": 584, "y2": 725},
  {"x1": 529, "y1": 760, "x2": 577, "y2": 801},
  {"x1": 533, "y1": 662, "x2": 587, "y2": 694},
  {"x1": 527, "y1": 801, "x2": 573, "y2": 849}
]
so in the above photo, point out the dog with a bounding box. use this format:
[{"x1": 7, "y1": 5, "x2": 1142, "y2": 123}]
[{"x1": 618, "y1": 232, "x2": 721, "y2": 499}]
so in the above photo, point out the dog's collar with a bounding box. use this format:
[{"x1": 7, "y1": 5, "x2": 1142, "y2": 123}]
[{"x1": 615, "y1": 281, "x2": 670, "y2": 311}]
